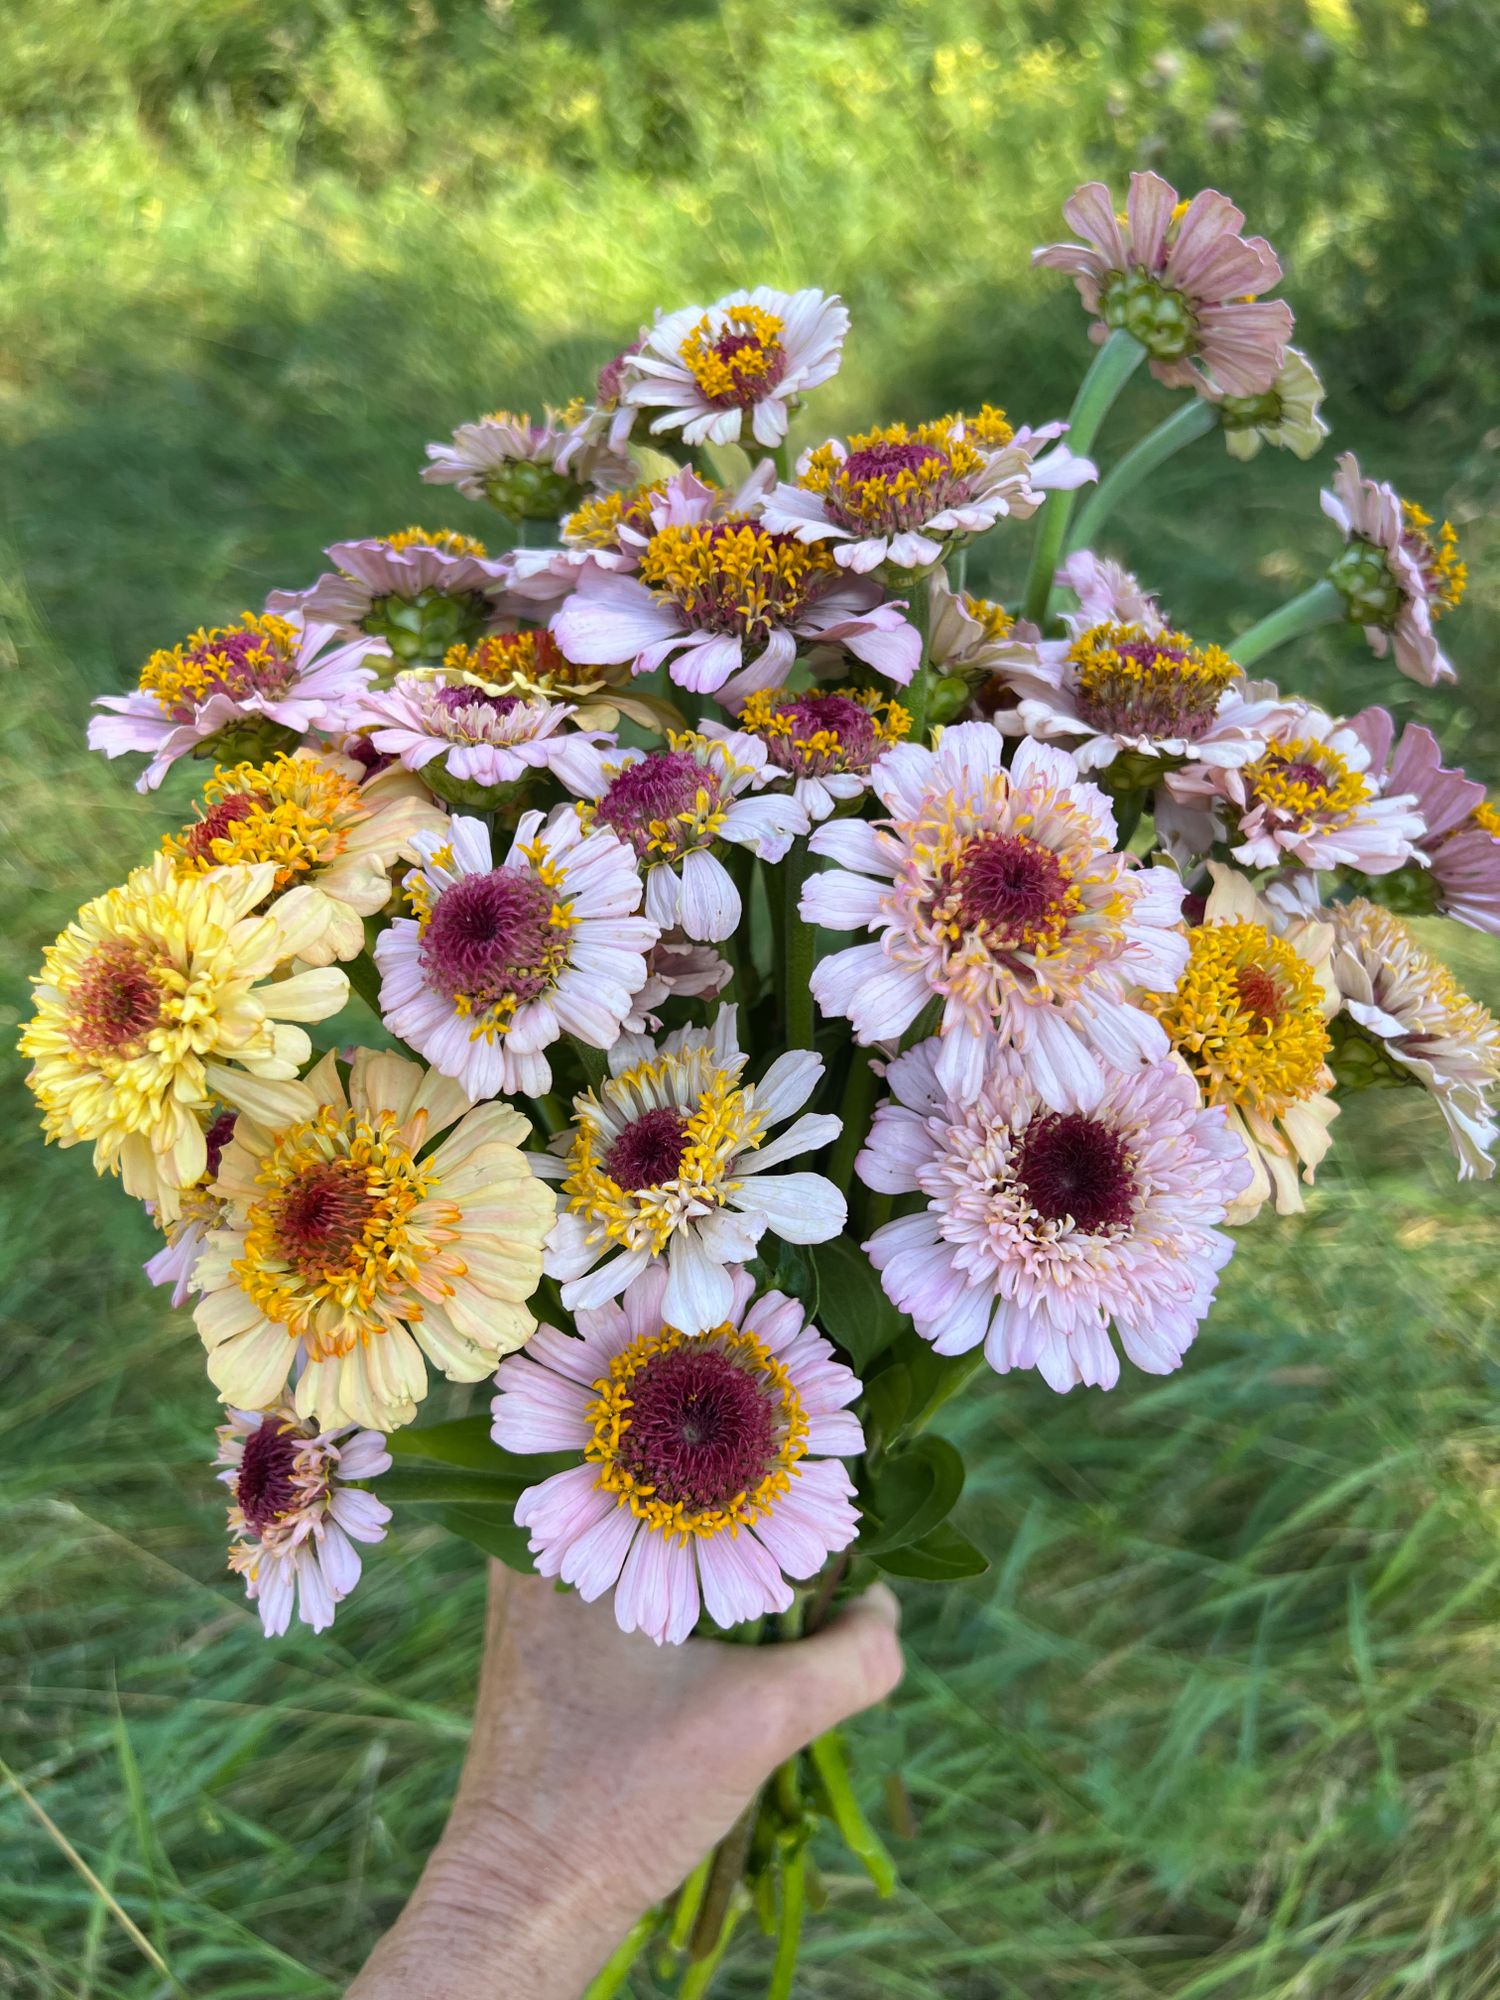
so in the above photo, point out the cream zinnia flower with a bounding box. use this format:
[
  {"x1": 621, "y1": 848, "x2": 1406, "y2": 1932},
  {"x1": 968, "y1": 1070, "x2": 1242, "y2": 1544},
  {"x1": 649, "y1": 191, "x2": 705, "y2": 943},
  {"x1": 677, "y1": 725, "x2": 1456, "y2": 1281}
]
[
  {"x1": 21, "y1": 860, "x2": 348, "y2": 1220},
  {"x1": 193, "y1": 1049, "x2": 554, "y2": 1432}
]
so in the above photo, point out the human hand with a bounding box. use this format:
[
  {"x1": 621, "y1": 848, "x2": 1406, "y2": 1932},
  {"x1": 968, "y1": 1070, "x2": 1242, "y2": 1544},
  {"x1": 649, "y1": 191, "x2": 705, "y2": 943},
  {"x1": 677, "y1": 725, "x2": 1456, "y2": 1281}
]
[{"x1": 346, "y1": 1561, "x2": 903, "y2": 2000}]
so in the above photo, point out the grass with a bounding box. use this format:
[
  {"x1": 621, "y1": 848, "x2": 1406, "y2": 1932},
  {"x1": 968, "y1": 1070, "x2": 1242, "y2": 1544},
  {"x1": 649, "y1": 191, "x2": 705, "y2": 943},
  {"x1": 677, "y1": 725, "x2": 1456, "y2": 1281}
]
[{"x1": 2, "y1": 3, "x2": 1499, "y2": 1994}]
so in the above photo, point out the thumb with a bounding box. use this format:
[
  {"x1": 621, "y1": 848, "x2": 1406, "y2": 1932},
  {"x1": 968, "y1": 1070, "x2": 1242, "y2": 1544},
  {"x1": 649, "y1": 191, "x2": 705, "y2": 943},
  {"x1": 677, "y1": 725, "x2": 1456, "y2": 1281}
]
[{"x1": 739, "y1": 1585, "x2": 904, "y2": 1763}]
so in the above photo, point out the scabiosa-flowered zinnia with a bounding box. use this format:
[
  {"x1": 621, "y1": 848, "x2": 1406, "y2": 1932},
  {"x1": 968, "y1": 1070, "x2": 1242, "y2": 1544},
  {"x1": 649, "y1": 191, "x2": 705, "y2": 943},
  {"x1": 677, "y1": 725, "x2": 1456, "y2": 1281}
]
[
  {"x1": 1321, "y1": 453, "x2": 1466, "y2": 686},
  {"x1": 621, "y1": 286, "x2": 850, "y2": 449},
  {"x1": 216, "y1": 1405, "x2": 392, "y2": 1636},
  {"x1": 88, "y1": 611, "x2": 382, "y2": 792},
  {"x1": 143, "y1": 1109, "x2": 238, "y2": 1307},
  {"x1": 492, "y1": 1264, "x2": 863, "y2": 1644},
  {"x1": 858, "y1": 1039, "x2": 1251, "y2": 1393},
  {"x1": 268, "y1": 528, "x2": 513, "y2": 666},
  {"x1": 559, "y1": 729, "x2": 807, "y2": 941},
  {"x1": 1201, "y1": 347, "x2": 1329, "y2": 461},
  {"x1": 714, "y1": 685, "x2": 912, "y2": 822},
  {"x1": 375, "y1": 810, "x2": 656, "y2": 1100},
  {"x1": 344, "y1": 673, "x2": 610, "y2": 811},
  {"x1": 1146, "y1": 865, "x2": 1339, "y2": 1219},
  {"x1": 1033, "y1": 173, "x2": 1293, "y2": 395},
  {"x1": 801, "y1": 727, "x2": 1188, "y2": 1106},
  {"x1": 420, "y1": 402, "x2": 634, "y2": 517},
  {"x1": 534, "y1": 1006, "x2": 845, "y2": 1335},
  {"x1": 440, "y1": 629, "x2": 684, "y2": 737},
  {"x1": 193, "y1": 1048, "x2": 553, "y2": 1431},
  {"x1": 1346, "y1": 707, "x2": 1500, "y2": 937},
  {"x1": 20, "y1": 858, "x2": 348, "y2": 1219}
]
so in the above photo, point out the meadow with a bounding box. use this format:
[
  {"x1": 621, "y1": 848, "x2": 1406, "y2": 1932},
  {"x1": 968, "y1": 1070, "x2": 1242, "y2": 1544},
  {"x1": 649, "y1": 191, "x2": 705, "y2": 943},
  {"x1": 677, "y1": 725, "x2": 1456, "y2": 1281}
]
[{"x1": 2, "y1": 2, "x2": 1498, "y2": 1994}]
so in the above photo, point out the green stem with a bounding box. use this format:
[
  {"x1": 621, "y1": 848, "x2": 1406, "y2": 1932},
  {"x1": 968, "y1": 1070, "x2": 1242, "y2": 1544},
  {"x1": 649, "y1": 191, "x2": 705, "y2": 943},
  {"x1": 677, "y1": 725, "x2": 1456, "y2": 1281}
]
[
  {"x1": 568, "y1": 1034, "x2": 607, "y2": 1096},
  {"x1": 1111, "y1": 787, "x2": 1146, "y2": 850},
  {"x1": 667, "y1": 1852, "x2": 714, "y2": 1953},
  {"x1": 1021, "y1": 328, "x2": 1147, "y2": 628},
  {"x1": 345, "y1": 948, "x2": 385, "y2": 1019},
  {"x1": 783, "y1": 845, "x2": 817, "y2": 1051},
  {"x1": 513, "y1": 515, "x2": 559, "y2": 549},
  {"x1": 824, "y1": 1049, "x2": 877, "y2": 1196},
  {"x1": 678, "y1": 1902, "x2": 745, "y2": 1999},
  {"x1": 1232, "y1": 577, "x2": 1345, "y2": 668},
  {"x1": 807, "y1": 1731, "x2": 897, "y2": 1897},
  {"x1": 688, "y1": 1803, "x2": 757, "y2": 1962},
  {"x1": 945, "y1": 545, "x2": 968, "y2": 596},
  {"x1": 582, "y1": 1909, "x2": 657, "y2": 1999},
  {"x1": 766, "y1": 1847, "x2": 806, "y2": 2000},
  {"x1": 900, "y1": 575, "x2": 937, "y2": 744},
  {"x1": 1064, "y1": 396, "x2": 1216, "y2": 555},
  {"x1": 723, "y1": 845, "x2": 760, "y2": 1010}
]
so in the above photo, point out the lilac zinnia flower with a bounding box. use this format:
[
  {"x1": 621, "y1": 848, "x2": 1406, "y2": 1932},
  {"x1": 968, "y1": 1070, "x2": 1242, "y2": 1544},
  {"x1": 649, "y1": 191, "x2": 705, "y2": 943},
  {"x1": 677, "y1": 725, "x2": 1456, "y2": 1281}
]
[
  {"x1": 421, "y1": 403, "x2": 633, "y2": 514},
  {"x1": 346, "y1": 673, "x2": 608, "y2": 803},
  {"x1": 1321, "y1": 453, "x2": 1466, "y2": 687},
  {"x1": 492, "y1": 1265, "x2": 863, "y2": 1644},
  {"x1": 267, "y1": 528, "x2": 516, "y2": 663},
  {"x1": 1347, "y1": 707, "x2": 1500, "y2": 936},
  {"x1": 858, "y1": 1039, "x2": 1252, "y2": 1393}
]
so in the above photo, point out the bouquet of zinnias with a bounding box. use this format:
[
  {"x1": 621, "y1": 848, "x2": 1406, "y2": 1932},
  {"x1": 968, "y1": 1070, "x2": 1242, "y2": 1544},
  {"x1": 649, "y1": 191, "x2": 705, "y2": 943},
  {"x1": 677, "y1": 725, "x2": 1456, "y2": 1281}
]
[{"x1": 25, "y1": 173, "x2": 1498, "y2": 1992}]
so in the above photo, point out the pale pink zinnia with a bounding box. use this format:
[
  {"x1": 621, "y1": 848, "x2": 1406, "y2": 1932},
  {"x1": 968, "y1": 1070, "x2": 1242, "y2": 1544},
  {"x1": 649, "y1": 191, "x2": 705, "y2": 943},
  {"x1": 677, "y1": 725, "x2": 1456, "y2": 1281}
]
[
  {"x1": 492, "y1": 1265, "x2": 863, "y2": 1645},
  {"x1": 267, "y1": 528, "x2": 513, "y2": 656},
  {"x1": 346, "y1": 673, "x2": 609, "y2": 804},
  {"x1": 375, "y1": 809, "x2": 656, "y2": 1100},
  {"x1": 216, "y1": 1406, "x2": 392, "y2": 1637},
  {"x1": 859, "y1": 1039, "x2": 1252, "y2": 1393},
  {"x1": 1321, "y1": 453, "x2": 1466, "y2": 687},
  {"x1": 1033, "y1": 173, "x2": 1293, "y2": 395},
  {"x1": 1347, "y1": 707, "x2": 1500, "y2": 936},
  {"x1": 420, "y1": 403, "x2": 634, "y2": 511},
  {"x1": 803, "y1": 727, "x2": 1189, "y2": 1107}
]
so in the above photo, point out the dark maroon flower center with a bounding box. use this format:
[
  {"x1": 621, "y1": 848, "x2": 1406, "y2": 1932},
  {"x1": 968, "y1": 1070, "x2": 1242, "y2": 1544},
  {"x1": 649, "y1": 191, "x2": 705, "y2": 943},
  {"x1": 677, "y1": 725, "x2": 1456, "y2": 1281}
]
[
  {"x1": 616, "y1": 1346, "x2": 778, "y2": 1511},
  {"x1": 760, "y1": 692, "x2": 880, "y2": 776},
  {"x1": 597, "y1": 339, "x2": 643, "y2": 407},
  {"x1": 236, "y1": 1422, "x2": 307, "y2": 1535},
  {"x1": 1276, "y1": 760, "x2": 1329, "y2": 794},
  {"x1": 181, "y1": 791, "x2": 258, "y2": 861},
  {"x1": 432, "y1": 685, "x2": 521, "y2": 719},
  {"x1": 606, "y1": 1108, "x2": 690, "y2": 1190},
  {"x1": 706, "y1": 331, "x2": 788, "y2": 408},
  {"x1": 188, "y1": 628, "x2": 292, "y2": 701},
  {"x1": 271, "y1": 1160, "x2": 379, "y2": 1276},
  {"x1": 203, "y1": 1110, "x2": 237, "y2": 1183},
  {"x1": 69, "y1": 942, "x2": 163, "y2": 1056},
  {"x1": 347, "y1": 737, "x2": 394, "y2": 778},
  {"x1": 842, "y1": 440, "x2": 950, "y2": 485},
  {"x1": 420, "y1": 867, "x2": 557, "y2": 1010},
  {"x1": 1234, "y1": 965, "x2": 1283, "y2": 1030},
  {"x1": 951, "y1": 833, "x2": 1071, "y2": 946},
  {"x1": 596, "y1": 750, "x2": 718, "y2": 856},
  {"x1": 1015, "y1": 1112, "x2": 1137, "y2": 1233}
]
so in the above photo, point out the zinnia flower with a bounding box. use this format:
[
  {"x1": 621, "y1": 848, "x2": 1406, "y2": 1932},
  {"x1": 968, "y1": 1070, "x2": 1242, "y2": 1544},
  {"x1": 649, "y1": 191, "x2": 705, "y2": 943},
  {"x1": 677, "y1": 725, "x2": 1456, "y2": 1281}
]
[
  {"x1": 1033, "y1": 173, "x2": 1293, "y2": 395},
  {"x1": 1146, "y1": 864, "x2": 1339, "y2": 1218},
  {"x1": 160, "y1": 748, "x2": 448, "y2": 965},
  {"x1": 560, "y1": 729, "x2": 807, "y2": 941},
  {"x1": 1321, "y1": 453, "x2": 1466, "y2": 686},
  {"x1": 1328, "y1": 899, "x2": 1499, "y2": 1180},
  {"x1": 21, "y1": 859, "x2": 348, "y2": 1219},
  {"x1": 621, "y1": 287, "x2": 850, "y2": 449},
  {"x1": 716, "y1": 685, "x2": 911, "y2": 821},
  {"x1": 1347, "y1": 707, "x2": 1500, "y2": 937},
  {"x1": 88, "y1": 612, "x2": 381, "y2": 793},
  {"x1": 621, "y1": 934, "x2": 732, "y2": 1035},
  {"x1": 375, "y1": 810, "x2": 656, "y2": 1100},
  {"x1": 534, "y1": 1007, "x2": 845, "y2": 1334},
  {"x1": 420, "y1": 402, "x2": 633, "y2": 516},
  {"x1": 492, "y1": 1265, "x2": 862, "y2": 1644},
  {"x1": 1201, "y1": 347, "x2": 1329, "y2": 461},
  {"x1": 143, "y1": 1109, "x2": 237, "y2": 1306},
  {"x1": 440, "y1": 629, "x2": 683, "y2": 736},
  {"x1": 759, "y1": 409, "x2": 1084, "y2": 575},
  {"x1": 268, "y1": 528, "x2": 513, "y2": 665},
  {"x1": 802, "y1": 727, "x2": 1188, "y2": 1106},
  {"x1": 344, "y1": 673, "x2": 610, "y2": 810},
  {"x1": 859, "y1": 1039, "x2": 1251, "y2": 1392},
  {"x1": 216, "y1": 1405, "x2": 392, "y2": 1636},
  {"x1": 193, "y1": 1048, "x2": 553, "y2": 1430},
  {"x1": 1174, "y1": 705, "x2": 1424, "y2": 876}
]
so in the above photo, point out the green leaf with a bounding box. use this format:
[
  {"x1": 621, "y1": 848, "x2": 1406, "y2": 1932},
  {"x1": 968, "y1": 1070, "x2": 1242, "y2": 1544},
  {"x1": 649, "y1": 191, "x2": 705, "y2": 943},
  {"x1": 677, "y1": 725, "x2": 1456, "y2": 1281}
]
[
  {"x1": 859, "y1": 1363, "x2": 911, "y2": 1456},
  {"x1": 386, "y1": 1414, "x2": 571, "y2": 1485},
  {"x1": 810, "y1": 1237, "x2": 901, "y2": 1372},
  {"x1": 873, "y1": 1520, "x2": 989, "y2": 1581},
  {"x1": 377, "y1": 1465, "x2": 530, "y2": 1508},
  {"x1": 439, "y1": 1503, "x2": 536, "y2": 1574},
  {"x1": 859, "y1": 1435, "x2": 965, "y2": 1555}
]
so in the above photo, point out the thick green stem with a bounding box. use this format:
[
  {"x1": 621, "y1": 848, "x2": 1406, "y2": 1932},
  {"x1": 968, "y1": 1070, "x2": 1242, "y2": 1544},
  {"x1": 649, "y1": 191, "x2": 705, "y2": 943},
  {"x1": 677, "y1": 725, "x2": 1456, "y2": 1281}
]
[
  {"x1": 581, "y1": 1909, "x2": 657, "y2": 1999},
  {"x1": 688, "y1": 1803, "x2": 757, "y2": 1962},
  {"x1": 899, "y1": 575, "x2": 937, "y2": 744},
  {"x1": 766, "y1": 1847, "x2": 806, "y2": 2000},
  {"x1": 1021, "y1": 329, "x2": 1147, "y2": 628},
  {"x1": 1111, "y1": 787, "x2": 1146, "y2": 851},
  {"x1": 807, "y1": 1731, "x2": 897, "y2": 1897},
  {"x1": 344, "y1": 949, "x2": 385, "y2": 1019},
  {"x1": 1064, "y1": 396, "x2": 1216, "y2": 555},
  {"x1": 1232, "y1": 578, "x2": 1345, "y2": 668},
  {"x1": 678, "y1": 1902, "x2": 745, "y2": 1999},
  {"x1": 825, "y1": 1049, "x2": 877, "y2": 1196},
  {"x1": 783, "y1": 845, "x2": 817, "y2": 1051},
  {"x1": 667, "y1": 1851, "x2": 714, "y2": 1953}
]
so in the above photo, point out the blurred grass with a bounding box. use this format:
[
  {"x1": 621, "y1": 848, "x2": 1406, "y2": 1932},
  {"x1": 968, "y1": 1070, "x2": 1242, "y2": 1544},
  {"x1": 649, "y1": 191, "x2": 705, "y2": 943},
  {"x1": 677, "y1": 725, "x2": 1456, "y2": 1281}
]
[{"x1": 2, "y1": 2, "x2": 1499, "y2": 1995}]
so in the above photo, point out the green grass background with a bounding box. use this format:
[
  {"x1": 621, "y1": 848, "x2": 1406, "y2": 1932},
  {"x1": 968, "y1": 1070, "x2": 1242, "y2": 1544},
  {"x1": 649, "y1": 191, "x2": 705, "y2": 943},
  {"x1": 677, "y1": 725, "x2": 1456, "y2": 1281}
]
[{"x1": 2, "y1": 2, "x2": 1499, "y2": 1994}]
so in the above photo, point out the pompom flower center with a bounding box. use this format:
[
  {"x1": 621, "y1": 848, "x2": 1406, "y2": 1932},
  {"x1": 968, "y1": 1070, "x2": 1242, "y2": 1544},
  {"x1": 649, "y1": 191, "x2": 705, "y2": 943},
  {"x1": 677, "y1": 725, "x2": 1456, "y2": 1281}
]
[
  {"x1": 564, "y1": 480, "x2": 671, "y2": 551},
  {"x1": 68, "y1": 941, "x2": 164, "y2": 1056},
  {"x1": 432, "y1": 685, "x2": 520, "y2": 719},
  {"x1": 1245, "y1": 740, "x2": 1371, "y2": 822},
  {"x1": 1014, "y1": 1111, "x2": 1138, "y2": 1233},
  {"x1": 1400, "y1": 500, "x2": 1466, "y2": 616},
  {"x1": 596, "y1": 340, "x2": 643, "y2": 408},
  {"x1": 163, "y1": 753, "x2": 358, "y2": 890},
  {"x1": 640, "y1": 521, "x2": 835, "y2": 641},
  {"x1": 605, "y1": 1107, "x2": 690, "y2": 1190},
  {"x1": 801, "y1": 415, "x2": 1003, "y2": 537},
  {"x1": 381, "y1": 525, "x2": 488, "y2": 558},
  {"x1": 271, "y1": 1159, "x2": 382, "y2": 1278},
  {"x1": 1148, "y1": 919, "x2": 1330, "y2": 1117},
  {"x1": 1068, "y1": 622, "x2": 1240, "y2": 742},
  {"x1": 234, "y1": 1421, "x2": 313, "y2": 1535},
  {"x1": 444, "y1": 630, "x2": 591, "y2": 699},
  {"x1": 137, "y1": 613, "x2": 300, "y2": 719},
  {"x1": 949, "y1": 832, "x2": 1078, "y2": 953},
  {"x1": 586, "y1": 1322, "x2": 808, "y2": 1535},
  {"x1": 419, "y1": 866, "x2": 565, "y2": 1020},
  {"x1": 738, "y1": 686, "x2": 909, "y2": 779},
  {"x1": 594, "y1": 747, "x2": 725, "y2": 859},
  {"x1": 681, "y1": 305, "x2": 788, "y2": 408}
]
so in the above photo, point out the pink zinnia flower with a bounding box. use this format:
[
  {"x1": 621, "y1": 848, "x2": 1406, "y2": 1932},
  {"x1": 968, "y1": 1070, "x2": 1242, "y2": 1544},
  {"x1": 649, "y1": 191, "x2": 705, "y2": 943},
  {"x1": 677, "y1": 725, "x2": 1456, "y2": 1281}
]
[
  {"x1": 267, "y1": 528, "x2": 514, "y2": 662},
  {"x1": 621, "y1": 287, "x2": 850, "y2": 450},
  {"x1": 216, "y1": 1406, "x2": 391, "y2": 1637},
  {"x1": 859, "y1": 1040, "x2": 1251, "y2": 1393},
  {"x1": 492, "y1": 1265, "x2": 863, "y2": 1644},
  {"x1": 1033, "y1": 173, "x2": 1293, "y2": 395},
  {"x1": 557, "y1": 729, "x2": 807, "y2": 941},
  {"x1": 88, "y1": 612, "x2": 381, "y2": 793},
  {"x1": 621, "y1": 934, "x2": 732, "y2": 1035},
  {"x1": 375, "y1": 809, "x2": 657, "y2": 1099},
  {"x1": 706, "y1": 687, "x2": 912, "y2": 823},
  {"x1": 1347, "y1": 707, "x2": 1500, "y2": 936},
  {"x1": 142, "y1": 1109, "x2": 237, "y2": 1306},
  {"x1": 346, "y1": 673, "x2": 608, "y2": 804},
  {"x1": 1321, "y1": 453, "x2": 1466, "y2": 686},
  {"x1": 802, "y1": 726, "x2": 1188, "y2": 1106},
  {"x1": 420, "y1": 403, "x2": 634, "y2": 513}
]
